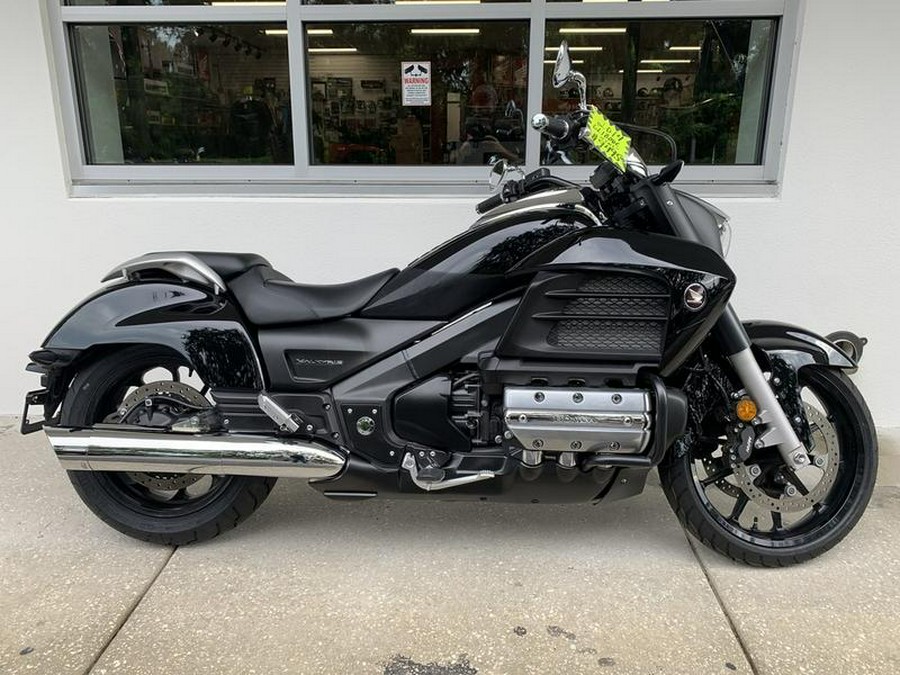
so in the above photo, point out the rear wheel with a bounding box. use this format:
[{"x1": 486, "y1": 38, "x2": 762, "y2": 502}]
[
  {"x1": 61, "y1": 345, "x2": 276, "y2": 545},
  {"x1": 659, "y1": 366, "x2": 877, "y2": 566}
]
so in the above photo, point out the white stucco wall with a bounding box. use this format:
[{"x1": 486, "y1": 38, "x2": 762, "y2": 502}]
[{"x1": 1, "y1": 1, "x2": 898, "y2": 425}]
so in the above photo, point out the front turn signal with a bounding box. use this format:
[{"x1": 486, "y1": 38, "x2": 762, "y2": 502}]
[{"x1": 735, "y1": 398, "x2": 758, "y2": 423}]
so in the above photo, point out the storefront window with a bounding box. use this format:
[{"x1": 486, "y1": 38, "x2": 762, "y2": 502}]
[
  {"x1": 54, "y1": 1, "x2": 796, "y2": 189},
  {"x1": 71, "y1": 23, "x2": 293, "y2": 164},
  {"x1": 543, "y1": 18, "x2": 776, "y2": 166},
  {"x1": 305, "y1": 23, "x2": 529, "y2": 166},
  {"x1": 303, "y1": 0, "x2": 514, "y2": 4},
  {"x1": 67, "y1": 2, "x2": 284, "y2": 5}
]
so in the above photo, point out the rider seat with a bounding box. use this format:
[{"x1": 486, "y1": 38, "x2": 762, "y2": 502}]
[{"x1": 190, "y1": 251, "x2": 398, "y2": 326}]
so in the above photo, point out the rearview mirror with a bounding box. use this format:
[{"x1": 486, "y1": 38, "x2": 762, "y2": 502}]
[
  {"x1": 489, "y1": 158, "x2": 510, "y2": 190},
  {"x1": 552, "y1": 41, "x2": 588, "y2": 110},
  {"x1": 552, "y1": 42, "x2": 573, "y2": 89}
]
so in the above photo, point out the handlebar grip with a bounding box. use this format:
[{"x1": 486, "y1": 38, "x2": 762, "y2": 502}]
[
  {"x1": 532, "y1": 114, "x2": 570, "y2": 141},
  {"x1": 476, "y1": 192, "x2": 505, "y2": 215},
  {"x1": 545, "y1": 116, "x2": 570, "y2": 140}
]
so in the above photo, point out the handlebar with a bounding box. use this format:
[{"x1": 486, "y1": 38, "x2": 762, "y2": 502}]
[
  {"x1": 475, "y1": 192, "x2": 506, "y2": 215},
  {"x1": 476, "y1": 168, "x2": 581, "y2": 215},
  {"x1": 531, "y1": 113, "x2": 571, "y2": 141}
]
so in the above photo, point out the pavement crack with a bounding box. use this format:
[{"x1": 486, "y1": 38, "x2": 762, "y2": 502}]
[
  {"x1": 685, "y1": 534, "x2": 760, "y2": 675},
  {"x1": 83, "y1": 545, "x2": 177, "y2": 675}
]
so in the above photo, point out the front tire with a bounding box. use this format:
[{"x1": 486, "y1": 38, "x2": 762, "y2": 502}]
[
  {"x1": 61, "y1": 345, "x2": 276, "y2": 545},
  {"x1": 659, "y1": 367, "x2": 878, "y2": 567}
]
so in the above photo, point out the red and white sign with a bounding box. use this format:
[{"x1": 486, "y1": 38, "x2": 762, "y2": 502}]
[{"x1": 401, "y1": 61, "x2": 432, "y2": 107}]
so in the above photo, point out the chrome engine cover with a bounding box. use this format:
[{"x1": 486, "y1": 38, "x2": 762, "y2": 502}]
[{"x1": 503, "y1": 386, "x2": 652, "y2": 454}]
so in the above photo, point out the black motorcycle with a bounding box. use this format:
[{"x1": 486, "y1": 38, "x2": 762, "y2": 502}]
[{"x1": 22, "y1": 44, "x2": 876, "y2": 566}]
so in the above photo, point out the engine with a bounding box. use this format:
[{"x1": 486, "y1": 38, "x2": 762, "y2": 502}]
[
  {"x1": 394, "y1": 370, "x2": 685, "y2": 471},
  {"x1": 502, "y1": 386, "x2": 652, "y2": 461}
]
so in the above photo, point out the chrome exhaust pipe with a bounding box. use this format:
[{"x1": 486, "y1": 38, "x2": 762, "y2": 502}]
[{"x1": 45, "y1": 427, "x2": 346, "y2": 479}]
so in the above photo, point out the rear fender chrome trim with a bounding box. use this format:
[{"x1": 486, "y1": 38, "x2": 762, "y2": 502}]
[{"x1": 102, "y1": 252, "x2": 227, "y2": 294}]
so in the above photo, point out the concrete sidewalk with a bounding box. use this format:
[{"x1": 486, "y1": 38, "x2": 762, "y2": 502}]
[{"x1": 1, "y1": 418, "x2": 898, "y2": 675}]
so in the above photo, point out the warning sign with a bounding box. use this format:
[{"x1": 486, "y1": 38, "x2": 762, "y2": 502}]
[{"x1": 401, "y1": 61, "x2": 431, "y2": 107}]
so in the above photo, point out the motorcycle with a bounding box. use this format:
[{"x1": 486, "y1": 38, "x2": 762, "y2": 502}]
[{"x1": 21, "y1": 44, "x2": 877, "y2": 566}]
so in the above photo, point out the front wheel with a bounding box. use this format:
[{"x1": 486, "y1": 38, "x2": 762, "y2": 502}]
[{"x1": 659, "y1": 367, "x2": 878, "y2": 567}]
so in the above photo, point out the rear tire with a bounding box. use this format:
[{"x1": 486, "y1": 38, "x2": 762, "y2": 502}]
[
  {"x1": 61, "y1": 345, "x2": 276, "y2": 545},
  {"x1": 659, "y1": 367, "x2": 877, "y2": 567}
]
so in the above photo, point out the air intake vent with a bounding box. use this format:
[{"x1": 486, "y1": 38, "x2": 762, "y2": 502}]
[{"x1": 538, "y1": 273, "x2": 670, "y2": 359}]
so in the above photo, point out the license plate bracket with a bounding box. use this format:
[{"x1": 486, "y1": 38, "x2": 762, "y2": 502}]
[{"x1": 20, "y1": 389, "x2": 49, "y2": 435}]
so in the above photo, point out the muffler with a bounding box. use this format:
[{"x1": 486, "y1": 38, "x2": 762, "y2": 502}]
[{"x1": 45, "y1": 427, "x2": 346, "y2": 479}]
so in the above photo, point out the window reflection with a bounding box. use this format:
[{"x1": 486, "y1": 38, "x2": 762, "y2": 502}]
[
  {"x1": 544, "y1": 18, "x2": 776, "y2": 166},
  {"x1": 71, "y1": 24, "x2": 292, "y2": 164},
  {"x1": 306, "y1": 23, "x2": 529, "y2": 166}
]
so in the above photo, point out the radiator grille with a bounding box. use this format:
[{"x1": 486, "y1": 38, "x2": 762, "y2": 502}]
[
  {"x1": 542, "y1": 274, "x2": 670, "y2": 358},
  {"x1": 561, "y1": 295, "x2": 668, "y2": 317}
]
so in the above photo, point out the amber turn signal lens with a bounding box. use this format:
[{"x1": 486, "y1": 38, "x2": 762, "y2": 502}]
[{"x1": 735, "y1": 398, "x2": 758, "y2": 423}]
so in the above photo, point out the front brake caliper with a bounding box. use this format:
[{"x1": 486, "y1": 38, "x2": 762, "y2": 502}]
[{"x1": 769, "y1": 356, "x2": 812, "y2": 448}]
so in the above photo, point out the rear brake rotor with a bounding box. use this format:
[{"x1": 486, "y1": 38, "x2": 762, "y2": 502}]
[{"x1": 109, "y1": 381, "x2": 211, "y2": 492}]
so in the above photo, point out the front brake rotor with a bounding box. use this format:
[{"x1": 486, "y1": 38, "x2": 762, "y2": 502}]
[{"x1": 733, "y1": 403, "x2": 840, "y2": 513}]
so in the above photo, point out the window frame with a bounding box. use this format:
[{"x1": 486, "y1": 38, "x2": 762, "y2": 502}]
[{"x1": 47, "y1": 0, "x2": 803, "y2": 197}]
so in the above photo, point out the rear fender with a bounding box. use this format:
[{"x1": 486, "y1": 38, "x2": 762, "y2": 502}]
[
  {"x1": 744, "y1": 320, "x2": 857, "y2": 373},
  {"x1": 37, "y1": 282, "x2": 264, "y2": 399}
]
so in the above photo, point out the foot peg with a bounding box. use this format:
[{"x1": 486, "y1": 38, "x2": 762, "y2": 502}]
[
  {"x1": 258, "y1": 393, "x2": 304, "y2": 434},
  {"x1": 401, "y1": 453, "x2": 495, "y2": 492}
]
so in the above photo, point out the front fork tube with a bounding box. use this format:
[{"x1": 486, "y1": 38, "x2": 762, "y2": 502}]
[{"x1": 713, "y1": 306, "x2": 818, "y2": 490}]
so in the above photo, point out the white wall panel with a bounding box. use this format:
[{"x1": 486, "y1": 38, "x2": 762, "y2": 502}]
[{"x1": 1, "y1": 1, "x2": 898, "y2": 428}]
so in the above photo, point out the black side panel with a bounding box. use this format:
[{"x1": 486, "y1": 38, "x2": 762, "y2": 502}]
[
  {"x1": 258, "y1": 318, "x2": 439, "y2": 390},
  {"x1": 361, "y1": 216, "x2": 586, "y2": 320},
  {"x1": 505, "y1": 229, "x2": 735, "y2": 375},
  {"x1": 497, "y1": 270, "x2": 671, "y2": 362},
  {"x1": 393, "y1": 376, "x2": 470, "y2": 453},
  {"x1": 44, "y1": 283, "x2": 262, "y2": 389},
  {"x1": 331, "y1": 300, "x2": 518, "y2": 466}
]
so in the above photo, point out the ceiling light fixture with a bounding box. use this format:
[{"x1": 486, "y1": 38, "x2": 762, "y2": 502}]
[
  {"x1": 544, "y1": 46, "x2": 603, "y2": 52},
  {"x1": 210, "y1": 1, "x2": 285, "y2": 6},
  {"x1": 397, "y1": 0, "x2": 481, "y2": 4},
  {"x1": 307, "y1": 29, "x2": 334, "y2": 36},
  {"x1": 619, "y1": 69, "x2": 664, "y2": 74},
  {"x1": 308, "y1": 47, "x2": 358, "y2": 53},
  {"x1": 641, "y1": 58, "x2": 692, "y2": 64},
  {"x1": 545, "y1": 59, "x2": 585, "y2": 64},
  {"x1": 264, "y1": 29, "x2": 288, "y2": 36},
  {"x1": 669, "y1": 45, "x2": 701, "y2": 51},
  {"x1": 559, "y1": 27, "x2": 627, "y2": 34},
  {"x1": 410, "y1": 28, "x2": 481, "y2": 35}
]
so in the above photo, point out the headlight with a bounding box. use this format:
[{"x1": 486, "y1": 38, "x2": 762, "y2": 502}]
[{"x1": 716, "y1": 215, "x2": 732, "y2": 258}]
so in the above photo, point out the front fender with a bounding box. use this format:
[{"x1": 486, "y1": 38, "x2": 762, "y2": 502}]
[
  {"x1": 41, "y1": 282, "x2": 264, "y2": 390},
  {"x1": 743, "y1": 320, "x2": 857, "y2": 373}
]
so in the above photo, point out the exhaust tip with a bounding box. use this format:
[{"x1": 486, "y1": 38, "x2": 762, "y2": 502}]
[{"x1": 45, "y1": 427, "x2": 346, "y2": 480}]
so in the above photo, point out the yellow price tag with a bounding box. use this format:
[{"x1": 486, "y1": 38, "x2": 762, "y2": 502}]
[{"x1": 584, "y1": 106, "x2": 631, "y2": 173}]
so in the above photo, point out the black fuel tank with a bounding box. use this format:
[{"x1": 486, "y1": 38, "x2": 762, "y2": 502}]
[{"x1": 360, "y1": 210, "x2": 591, "y2": 320}]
